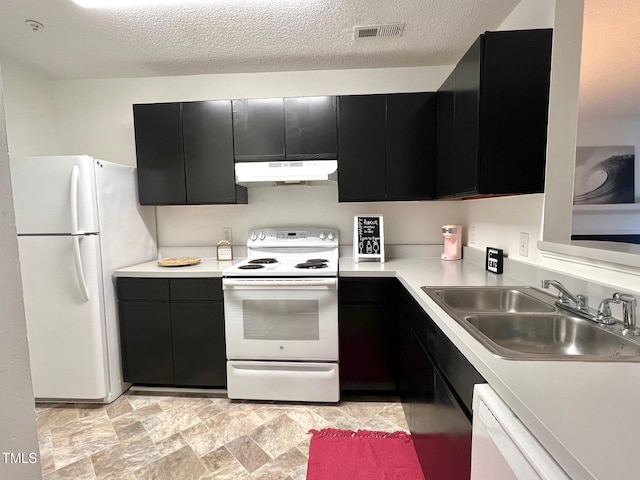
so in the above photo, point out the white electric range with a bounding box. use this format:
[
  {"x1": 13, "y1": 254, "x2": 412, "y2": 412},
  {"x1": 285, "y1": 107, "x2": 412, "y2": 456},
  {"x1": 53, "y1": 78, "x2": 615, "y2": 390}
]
[{"x1": 222, "y1": 227, "x2": 340, "y2": 403}]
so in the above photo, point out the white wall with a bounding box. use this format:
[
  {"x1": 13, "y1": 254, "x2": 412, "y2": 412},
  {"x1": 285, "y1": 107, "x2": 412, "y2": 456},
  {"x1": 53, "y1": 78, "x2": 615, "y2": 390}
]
[
  {"x1": 1, "y1": 60, "x2": 60, "y2": 157},
  {"x1": 0, "y1": 64, "x2": 42, "y2": 479},
  {"x1": 464, "y1": 194, "x2": 545, "y2": 264},
  {"x1": 159, "y1": 185, "x2": 463, "y2": 247}
]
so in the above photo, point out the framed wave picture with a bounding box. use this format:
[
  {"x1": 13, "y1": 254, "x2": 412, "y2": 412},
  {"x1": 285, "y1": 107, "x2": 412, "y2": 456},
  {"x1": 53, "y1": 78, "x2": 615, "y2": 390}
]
[{"x1": 573, "y1": 146, "x2": 635, "y2": 204}]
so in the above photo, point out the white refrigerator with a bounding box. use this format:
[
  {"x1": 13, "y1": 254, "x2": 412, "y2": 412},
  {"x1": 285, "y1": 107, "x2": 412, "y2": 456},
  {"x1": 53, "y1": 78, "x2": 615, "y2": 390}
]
[{"x1": 10, "y1": 155, "x2": 157, "y2": 402}]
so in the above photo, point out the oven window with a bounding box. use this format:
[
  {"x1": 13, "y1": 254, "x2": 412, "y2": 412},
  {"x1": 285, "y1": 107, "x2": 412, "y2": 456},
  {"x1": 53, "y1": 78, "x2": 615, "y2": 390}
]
[{"x1": 242, "y1": 300, "x2": 320, "y2": 340}]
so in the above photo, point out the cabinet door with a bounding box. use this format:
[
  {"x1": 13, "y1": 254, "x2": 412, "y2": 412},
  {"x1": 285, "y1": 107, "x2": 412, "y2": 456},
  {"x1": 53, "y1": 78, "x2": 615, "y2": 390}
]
[
  {"x1": 133, "y1": 103, "x2": 186, "y2": 205},
  {"x1": 452, "y1": 35, "x2": 482, "y2": 196},
  {"x1": 119, "y1": 302, "x2": 174, "y2": 384},
  {"x1": 284, "y1": 96, "x2": 337, "y2": 160},
  {"x1": 386, "y1": 93, "x2": 436, "y2": 200},
  {"x1": 182, "y1": 101, "x2": 246, "y2": 204},
  {"x1": 409, "y1": 328, "x2": 472, "y2": 480},
  {"x1": 435, "y1": 71, "x2": 456, "y2": 198},
  {"x1": 232, "y1": 98, "x2": 285, "y2": 161},
  {"x1": 171, "y1": 302, "x2": 227, "y2": 387},
  {"x1": 337, "y1": 95, "x2": 386, "y2": 202},
  {"x1": 339, "y1": 304, "x2": 397, "y2": 391},
  {"x1": 478, "y1": 29, "x2": 552, "y2": 195}
]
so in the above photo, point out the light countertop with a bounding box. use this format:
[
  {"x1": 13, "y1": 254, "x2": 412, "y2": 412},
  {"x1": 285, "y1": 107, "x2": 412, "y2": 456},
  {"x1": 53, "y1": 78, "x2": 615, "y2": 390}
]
[
  {"x1": 113, "y1": 257, "x2": 242, "y2": 278},
  {"x1": 341, "y1": 256, "x2": 638, "y2": 480},
  {"x1": 115, "y1": 252, "x2": 638, "y2": 479}
]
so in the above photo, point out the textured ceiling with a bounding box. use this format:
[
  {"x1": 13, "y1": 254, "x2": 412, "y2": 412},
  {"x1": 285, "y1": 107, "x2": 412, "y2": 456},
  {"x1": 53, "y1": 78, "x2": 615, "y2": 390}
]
[
  {"x1": 0, "y1": 1, "x2": 634, "y2": 122},
  {"x1": 0, "y1": 0, "x2": 520, "y2": 79}
]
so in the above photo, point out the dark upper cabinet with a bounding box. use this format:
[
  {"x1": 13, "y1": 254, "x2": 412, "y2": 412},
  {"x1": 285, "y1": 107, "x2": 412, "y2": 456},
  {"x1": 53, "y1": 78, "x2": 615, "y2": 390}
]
[
  {"x1": 337, "y1": 95, "x2": 387, "y2": 202},
  {"x1": 435, "y1": 29, "x2": 553, "y2": 198},
  {"x1": 134, "y1": 103, "x2": 186, "y2": 205},
  {"x1": 232, "y1": 98, "x2": 286, "y2": 161},
  {"x1": 233, "y1": 96, "x2": 337, "y2": 161},
  {"x1": 338, "y1": 93, "x2": 436, "y2": 202},
  {"x1": 386, "y1": 93, "x2": 436, "y2": 200},
  {"x1": 182, "y1": 101, "x2": 245, "y2": 204},
  {"x1": 284, "y1": 96, "x2": 338, "y2": 160},
  {"x1": 133, "y1": 101, "x2": 247, "y2": 205}
]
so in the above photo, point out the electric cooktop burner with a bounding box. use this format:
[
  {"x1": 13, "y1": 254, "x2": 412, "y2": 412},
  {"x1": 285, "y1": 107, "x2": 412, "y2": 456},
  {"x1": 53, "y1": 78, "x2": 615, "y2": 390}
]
[
  {"x1": 249, "y1": 258, "x2": 278, "y2": 264},
  {"x1": 295, "y1": 262, "x2": 328, "y2": 269},
  {"x1": 238, "y1": 264, "x2": 266, "y2": 270},
  {"x1": 306, "y1": 259, "x2": 329, "y2": 263}
]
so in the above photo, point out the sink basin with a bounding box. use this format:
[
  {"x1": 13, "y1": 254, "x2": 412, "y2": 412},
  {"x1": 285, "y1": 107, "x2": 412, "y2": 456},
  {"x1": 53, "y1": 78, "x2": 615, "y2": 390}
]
[
  {"x1": 421, "y1": 286, "x2": 640, "y2": 361},
  {"x1": 466, "y1": 314, "x2": 640, "y2": 359},
  {"x1": 429, "y1": 287, "x2": 555, "y2": 313}
]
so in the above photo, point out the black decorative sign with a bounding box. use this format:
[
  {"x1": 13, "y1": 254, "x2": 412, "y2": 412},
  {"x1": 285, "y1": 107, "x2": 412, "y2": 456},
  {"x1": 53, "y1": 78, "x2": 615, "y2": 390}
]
[
  {"x1": 354, "y1": 215, "x2": 385, "y2": 263},
  {"x1": 486, "y1": 247, "x2": 504, "y2": 274}
]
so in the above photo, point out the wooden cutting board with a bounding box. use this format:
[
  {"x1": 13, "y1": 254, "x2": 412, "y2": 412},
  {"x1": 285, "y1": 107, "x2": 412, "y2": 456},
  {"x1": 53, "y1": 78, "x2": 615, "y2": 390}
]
[{"x1": 157, "y1": 257, "x2": 201, "y2": 267}]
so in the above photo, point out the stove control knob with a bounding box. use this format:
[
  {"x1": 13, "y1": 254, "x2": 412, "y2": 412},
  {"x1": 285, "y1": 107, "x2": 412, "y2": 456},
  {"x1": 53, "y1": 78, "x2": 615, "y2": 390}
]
[
  {"x1": 319, "y1": 231, "x2": 327, "y2": 240},
  {"x1": 250, "y1": 232, "x2": 258, "y2": 241},
  {"x1": 327, "y1": 231, "x2": 335, "y2": 241},
  {"x1": 258, "y1": 231, "x2": 266, "y2": 241}
]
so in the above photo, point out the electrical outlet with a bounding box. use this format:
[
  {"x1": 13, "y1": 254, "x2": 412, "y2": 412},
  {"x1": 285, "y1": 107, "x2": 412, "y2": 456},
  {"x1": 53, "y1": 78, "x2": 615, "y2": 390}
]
[
  {"x1": 519, "y1": 232, "x2": 529, "y2": 257},
  {"x1": 222, "y1": 227, "x2": 232, "y2": 243},
  {"x1": 469, "y1": 226, "x2": 476, "y2": 244}
]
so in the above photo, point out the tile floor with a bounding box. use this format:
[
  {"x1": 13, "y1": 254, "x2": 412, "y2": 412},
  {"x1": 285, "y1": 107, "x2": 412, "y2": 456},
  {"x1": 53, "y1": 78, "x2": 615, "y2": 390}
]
[{"x1": 36, "y1": 392, "x2": 409, "y2": 479}]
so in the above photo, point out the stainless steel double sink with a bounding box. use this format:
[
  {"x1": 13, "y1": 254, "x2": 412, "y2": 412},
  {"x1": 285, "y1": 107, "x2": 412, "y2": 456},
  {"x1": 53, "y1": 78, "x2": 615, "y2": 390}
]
[{"x1": 421, "y1": 286, "x2": 640, "y2": 361}]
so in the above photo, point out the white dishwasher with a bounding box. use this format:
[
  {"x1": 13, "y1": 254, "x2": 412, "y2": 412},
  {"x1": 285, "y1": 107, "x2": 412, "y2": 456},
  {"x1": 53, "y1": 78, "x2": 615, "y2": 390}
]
[{"x1": 471, "y1": 384, "x2": 570, "y2": 480}]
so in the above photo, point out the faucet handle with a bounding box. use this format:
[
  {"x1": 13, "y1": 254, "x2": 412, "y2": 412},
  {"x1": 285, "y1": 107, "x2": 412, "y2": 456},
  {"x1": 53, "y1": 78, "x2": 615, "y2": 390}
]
[{"x1": 596, "y1": 298, "x2": 618, "y2": 325}]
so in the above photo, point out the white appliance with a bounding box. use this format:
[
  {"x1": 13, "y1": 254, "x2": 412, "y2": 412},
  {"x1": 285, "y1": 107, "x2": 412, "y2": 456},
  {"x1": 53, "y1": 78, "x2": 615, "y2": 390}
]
[
  {"x1": 10, "y1": 155, "x2": 157, "y2": 402},
  {"x1": 471, "y1": 384, "x2": 570, "y2": 480},
  {"x1": 223, "y1": 227, "x2": 339, "y2": 402},
  {"x1": 234, "y1": 160, "x2": 337, "y2": 184}
]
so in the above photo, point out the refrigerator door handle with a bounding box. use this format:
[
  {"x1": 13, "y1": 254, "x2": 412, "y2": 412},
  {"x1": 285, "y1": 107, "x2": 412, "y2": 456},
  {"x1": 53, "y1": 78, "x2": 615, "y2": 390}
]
[
  {"x1": 72, "y1": 235, "x2": 90, "y2": 302},
  {"x1": 70, "y1": 165, "x2": 82, "y2": 235}
]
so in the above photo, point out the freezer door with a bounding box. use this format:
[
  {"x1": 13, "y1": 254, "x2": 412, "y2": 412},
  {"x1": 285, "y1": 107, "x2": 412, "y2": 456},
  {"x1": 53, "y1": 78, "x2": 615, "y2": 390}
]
[
  {"x1": 10, "y1": 155, "x2": 99, "y2": 235},
  {"x1": 17, "y1": 234, "x2": 109, "y2": 400}
]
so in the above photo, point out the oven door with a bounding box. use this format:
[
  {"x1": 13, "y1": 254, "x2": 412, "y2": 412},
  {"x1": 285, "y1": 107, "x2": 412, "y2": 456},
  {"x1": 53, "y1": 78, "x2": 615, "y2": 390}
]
[{"x1": 223, "y1": 277, "x2": 338, "y2": 361}]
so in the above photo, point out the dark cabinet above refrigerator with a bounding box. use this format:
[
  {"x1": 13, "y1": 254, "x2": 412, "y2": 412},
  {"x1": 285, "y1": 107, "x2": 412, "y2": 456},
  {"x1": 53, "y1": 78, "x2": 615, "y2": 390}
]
[{"x1": 133, "y1": 101, "x2": 247, "y2": 206}]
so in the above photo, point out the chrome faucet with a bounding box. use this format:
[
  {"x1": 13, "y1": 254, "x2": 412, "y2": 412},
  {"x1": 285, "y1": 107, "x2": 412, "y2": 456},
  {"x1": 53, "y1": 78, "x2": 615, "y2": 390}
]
[
  {"x1": 541, "y1": 279, "x2": 640, "y2": 332},
  {"x1": 613, "y1": 292, "x2": 640, "y2": 336},
  {"x1": 596, "y1": 297, "x2": 619, "y2": 325},
  {"x1": 541, "y1": 280, "x2": 590, "y2": 314}
]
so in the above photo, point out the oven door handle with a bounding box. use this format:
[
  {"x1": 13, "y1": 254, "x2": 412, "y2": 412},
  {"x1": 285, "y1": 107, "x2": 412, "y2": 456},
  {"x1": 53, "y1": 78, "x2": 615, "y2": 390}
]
[{"x1": 223, "y1": 278, "x2": 337, "y2": 289}]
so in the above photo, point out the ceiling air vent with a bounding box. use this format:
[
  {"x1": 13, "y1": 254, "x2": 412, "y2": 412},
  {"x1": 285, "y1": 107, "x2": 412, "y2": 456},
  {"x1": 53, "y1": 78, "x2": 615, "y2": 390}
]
[{"x1": 354, "y1": 23, "x2": 405, "y2": 40}]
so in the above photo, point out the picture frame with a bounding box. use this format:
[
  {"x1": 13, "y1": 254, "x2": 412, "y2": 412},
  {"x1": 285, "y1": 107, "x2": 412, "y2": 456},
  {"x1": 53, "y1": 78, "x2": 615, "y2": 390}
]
[{"x1": 573, "y1": 146, "x2": 635, "y2": 205}]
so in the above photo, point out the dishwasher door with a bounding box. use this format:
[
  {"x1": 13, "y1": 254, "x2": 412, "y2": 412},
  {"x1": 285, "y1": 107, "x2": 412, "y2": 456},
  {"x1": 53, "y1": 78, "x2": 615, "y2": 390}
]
[{"x1": 470, "y1": 385, "x2": 570, "y2": 480}]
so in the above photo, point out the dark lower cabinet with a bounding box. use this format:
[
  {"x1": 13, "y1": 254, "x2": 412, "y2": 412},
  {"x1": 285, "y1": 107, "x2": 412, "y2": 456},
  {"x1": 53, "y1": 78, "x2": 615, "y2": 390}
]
[
  {"x1": 117, "y1": 277, "x2": 226, "y2": 388},
  {"x1": 119, "y1": 301, "x2": 174, "y2": 385},
  {"x1": 171, "y1": 302, "x2": 226, "y2": 387},
  {"x1": 338, "y1": 278, "x2": 398, "y2": 392},
  {"x1": 397, "y1": 286, "x2": 485, "y2": 480}
]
